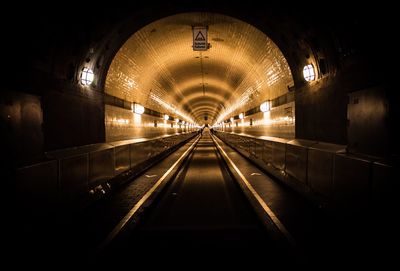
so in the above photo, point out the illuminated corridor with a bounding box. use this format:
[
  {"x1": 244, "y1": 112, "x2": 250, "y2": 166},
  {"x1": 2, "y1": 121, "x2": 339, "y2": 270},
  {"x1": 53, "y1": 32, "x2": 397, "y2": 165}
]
[{"x1": 2, "y1": 2, "x2": 396, "y2": 267}]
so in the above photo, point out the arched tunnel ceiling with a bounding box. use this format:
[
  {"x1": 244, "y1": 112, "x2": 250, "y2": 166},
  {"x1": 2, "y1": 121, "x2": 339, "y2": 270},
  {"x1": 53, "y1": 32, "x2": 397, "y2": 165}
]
[{"x1": 105, "y1": 12, "x2": 293, "y2": 124}]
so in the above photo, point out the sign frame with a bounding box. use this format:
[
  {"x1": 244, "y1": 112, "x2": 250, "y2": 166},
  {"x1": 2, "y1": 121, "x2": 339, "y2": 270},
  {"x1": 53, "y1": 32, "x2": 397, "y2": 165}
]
[{"x1": 192, "y1": 26, "x2": 208, "y2": 51}]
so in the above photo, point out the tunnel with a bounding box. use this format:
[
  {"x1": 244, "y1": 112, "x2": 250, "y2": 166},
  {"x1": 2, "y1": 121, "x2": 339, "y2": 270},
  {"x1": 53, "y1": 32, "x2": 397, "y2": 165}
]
[
  {"x1": 2, "y1": 1, "x2": 397, "y2": 267},
  {"x1": 104, "y1": 12, "x2": 294, "y2": 141}
]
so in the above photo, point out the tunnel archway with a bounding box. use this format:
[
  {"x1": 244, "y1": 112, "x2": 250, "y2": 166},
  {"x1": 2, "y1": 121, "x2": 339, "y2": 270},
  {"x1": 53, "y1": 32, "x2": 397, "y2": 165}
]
[
  {"x1": 104, "y1": 12, "x2": 295, "y2": 142},
  {"x1": 5, "y1": 3, "x2": 390, "y2": 155},
  {"x1": 3, "y1": 4, "x2": 395, "y2": 264}
]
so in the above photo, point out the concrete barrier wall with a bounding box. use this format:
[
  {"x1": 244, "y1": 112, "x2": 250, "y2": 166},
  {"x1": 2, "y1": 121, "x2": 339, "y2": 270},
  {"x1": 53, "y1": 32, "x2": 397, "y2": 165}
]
[
  {"x1": 16, "y1": 132, "x2": 197, "y2": 213},
  {"x1": 215, "y1": 131, "x2": 391, "y2": 214},
  {"x1": 16, "y1": 160, "x2": 59, "y2": 217},
  {"x1": 333, "y1": 154, "x2": 371, "y2": 214},
  {"x1": 59, "y1": 154, "x2": 88, "y2": 204}
]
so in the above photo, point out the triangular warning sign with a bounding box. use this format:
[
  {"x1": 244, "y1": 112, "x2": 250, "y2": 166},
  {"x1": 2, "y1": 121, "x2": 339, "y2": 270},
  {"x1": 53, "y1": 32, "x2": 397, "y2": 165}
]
[{"x1": 195, "y1": 31, "x2": 205, "y2": 41}]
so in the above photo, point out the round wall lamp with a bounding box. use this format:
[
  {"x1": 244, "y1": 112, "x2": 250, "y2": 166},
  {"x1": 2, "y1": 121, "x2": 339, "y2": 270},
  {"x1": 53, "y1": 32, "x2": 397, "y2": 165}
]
[
  {"x1": 133, "y1": 103, "x2": 145, "y2": 114},
  {"x1": 303, "y1": 64, "x2": 315, "y2": 82},
  {"x1": 80, "y1": 67, "x2": 94, "y2": 85}
]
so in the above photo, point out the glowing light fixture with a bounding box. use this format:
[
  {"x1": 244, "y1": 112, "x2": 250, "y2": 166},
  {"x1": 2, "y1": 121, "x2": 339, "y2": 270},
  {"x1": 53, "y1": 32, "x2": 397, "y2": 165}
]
[
  {"x1": 230, "y1": 117, "x2": 234, "y2": 122},
  {"x1": 164, "y1": 114, "x2": 169, "y2": 121},
  {"x1": 303, "y1": 64, "x2": 315, "y2": 81},
  {"x1": 260, "y1": 101, "x2": 270, "y2": 112},
  {"x1": 239, "y1": 113, "x2": 244, "y2": 119},
  {"x1": 80, "y1": 67, "x2": 94, "y2": 85},
  {"x1": 176, "y1": 118, "x2": 180, "y2": 123},
  {"x1": 133, "y1": 103, "x2": 145, "y2": 114}
]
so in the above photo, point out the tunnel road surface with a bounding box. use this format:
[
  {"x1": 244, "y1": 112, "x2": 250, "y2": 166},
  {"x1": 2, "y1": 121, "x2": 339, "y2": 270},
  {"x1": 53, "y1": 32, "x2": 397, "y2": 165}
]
[{"x1": 103, "y1": 130, "x2": 292, "y2": 264}]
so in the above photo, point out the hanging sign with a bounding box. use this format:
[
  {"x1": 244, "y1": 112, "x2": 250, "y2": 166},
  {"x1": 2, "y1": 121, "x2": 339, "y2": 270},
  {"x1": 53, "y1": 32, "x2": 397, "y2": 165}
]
[{"x1": 192, "y1": 26, "x2": 208, "y2": 51}]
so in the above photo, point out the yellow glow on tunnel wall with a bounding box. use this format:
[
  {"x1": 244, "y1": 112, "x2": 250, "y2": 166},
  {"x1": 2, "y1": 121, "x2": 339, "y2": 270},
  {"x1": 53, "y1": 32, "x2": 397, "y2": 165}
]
[
  {"x1": 104, "y1": 12, "x2": 295, "y2": 141},
  {"x1": 263, "y1": 111, "x2": 272, "y2": 125},
  {"x1": 133, "y1": 113, "x2": 142, "y2": 125}
]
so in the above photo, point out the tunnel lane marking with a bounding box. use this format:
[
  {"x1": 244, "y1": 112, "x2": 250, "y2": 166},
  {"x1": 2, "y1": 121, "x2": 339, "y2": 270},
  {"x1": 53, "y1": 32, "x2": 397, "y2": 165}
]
[
  {"x1": 145, "y1": 174, "x2": 157, "y2": 178},
  {"x1": 213, "y1": 136, "x2": 296, "y2": 247},
  {"x1": 98, "y1": 136, "x2": 200, "y2": 251}
]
